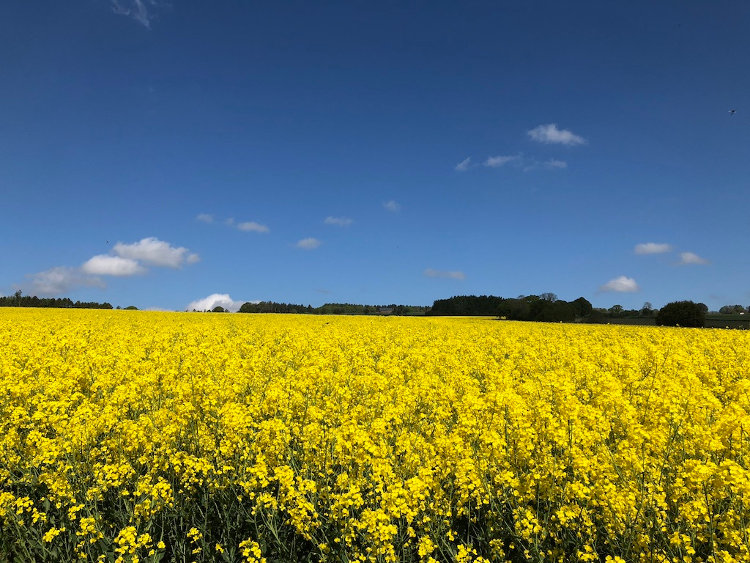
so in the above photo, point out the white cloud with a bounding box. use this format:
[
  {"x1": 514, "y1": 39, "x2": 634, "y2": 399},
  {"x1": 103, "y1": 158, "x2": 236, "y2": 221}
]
[
  {"x1": 424, "y1": 268, "x2": 466, "y2": 280},
  {"x1": 295, "y1": 237, "x2": 322, "y2": 250},
  {"x1": 455, "y1": 157, "x2": 473, "y2": 172},
  {"x1": 678, "y1": 252, "x2": 709, "y2": 265},
  {"x1": 527, "y1": 124, "x2": 587, "y2": 146},
  {"x1": 237, "y1": 221, "x2": 270, "y2": 233},
  {"x1": 81, "y1": 255, "x2": 147, "y2": 277},
  {"x1": 111, "y1": 0, "x2": 160, "y2": 28},
  {"x1": 25, "y1": 267, "x2": 104, "y2": 296},
  {"x1": 384, "y1": 200, "x2": 401, "y2": 213},
  {"x1": 200, "y1": 215, "x2": 270, "y2": 234},
  {"x1": 113, "y1": 237, "x2": 199, "y2": 268},
  {"x1": 186, "y1": 293, "x2": 246, "y2": 313},
  {"x1": 484, "y1": 155, "x2": 520, "y2": 168},
  {"x1": 324, "y1": 216, "x2": 354, "y2": 227},
  {"x1": 635, "y1": 242, "x2": 673, "y2": 255},
  {"x1": 599, "y1": 276, "x2": 640, "y2": 293},
  {"x1": 544, "y1": 159, "x2": 568, "y2": 169}
]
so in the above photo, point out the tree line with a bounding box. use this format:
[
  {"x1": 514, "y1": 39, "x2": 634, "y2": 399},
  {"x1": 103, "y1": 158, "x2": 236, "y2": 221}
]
[
  {"x1": 428, "y1": 294, "x2": 593, "y2": 322},
  {"x1": 0, "y1": 291, "x2": 113, "y2": 310},
  {"x1": 228, "y1": 302, "x2": 429, "y2": 315},
  {"x1": 4, "y1": 289, "x2": 745, "y2": 328}
]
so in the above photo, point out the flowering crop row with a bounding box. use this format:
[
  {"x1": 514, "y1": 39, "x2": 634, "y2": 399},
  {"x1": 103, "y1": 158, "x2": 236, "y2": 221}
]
[{"x1": 1, "y1": 309, "x2": 749, "y2": 562}]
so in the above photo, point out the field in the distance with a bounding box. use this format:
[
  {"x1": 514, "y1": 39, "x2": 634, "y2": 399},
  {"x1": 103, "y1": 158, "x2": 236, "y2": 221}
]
[{"x1": 1, "y1": 309, "x2": 749, "y2": 563}]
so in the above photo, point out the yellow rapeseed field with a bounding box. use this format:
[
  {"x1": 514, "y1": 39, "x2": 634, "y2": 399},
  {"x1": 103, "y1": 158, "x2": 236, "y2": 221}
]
[{"x1": 1, "y1": 309, "x2": 749, "y2": 563}]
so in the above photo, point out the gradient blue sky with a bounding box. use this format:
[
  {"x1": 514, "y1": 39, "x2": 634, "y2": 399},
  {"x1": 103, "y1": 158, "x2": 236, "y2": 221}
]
[{"x1": 2, "y1": 1, "x2": 748, "y2": 311}]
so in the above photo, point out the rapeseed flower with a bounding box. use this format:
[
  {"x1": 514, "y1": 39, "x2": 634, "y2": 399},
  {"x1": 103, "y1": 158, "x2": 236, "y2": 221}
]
[{"x1": 0, "y1": 309, "x2": 748, "y2": 561}]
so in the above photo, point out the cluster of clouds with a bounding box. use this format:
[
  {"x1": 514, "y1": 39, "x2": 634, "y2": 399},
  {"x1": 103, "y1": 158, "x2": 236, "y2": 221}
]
[
  {"x1": 24, "y1": 237, "x2": 199, "y2": 296},
  {"x1": 197, "y1": 213, "x2": 327, "y2": 251},
  {"x1": 634, "y1": 243, "x2": 709, "y2": 265},
  {"x1": 599, "y1": 242, "x2": 710, "y2": 294},
  {"x1": 197, "y1": 206, "x2": 398, "y2": 252},
  {"x1": 456, "y1": 124, "x2": 586, "y2": 173}
]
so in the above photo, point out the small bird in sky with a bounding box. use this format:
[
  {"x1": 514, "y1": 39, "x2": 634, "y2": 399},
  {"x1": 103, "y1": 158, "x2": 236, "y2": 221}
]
[{"x1": 729, "y1": 110, "x2": 736, "y2": 115}]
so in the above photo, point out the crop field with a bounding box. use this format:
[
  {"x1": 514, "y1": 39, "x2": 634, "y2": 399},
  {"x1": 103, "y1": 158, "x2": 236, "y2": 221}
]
[{"x1": 1, "y1": 309, "x2": 749, "y2": 563}]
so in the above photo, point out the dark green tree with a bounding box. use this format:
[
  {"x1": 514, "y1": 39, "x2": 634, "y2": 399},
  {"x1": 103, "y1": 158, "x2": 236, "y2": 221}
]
[
  {"x1": 609, "y1": 305, "x2": 624, "y2": 317},
  {"x1": 571, "y1": 297, "x2": 593, "y2": 318},
  {"x1": 535, "y1": 300, "x2": 575, "y2": 323},
  {"x1": 497, "y1": 298, "x2": 531, "y2": 320},
  {"x1": 656, "y1": 301, "x2": 705, "y2": 328},
  {"x1": 720, "y1": 305, "x2": 746, "y2": 314}
]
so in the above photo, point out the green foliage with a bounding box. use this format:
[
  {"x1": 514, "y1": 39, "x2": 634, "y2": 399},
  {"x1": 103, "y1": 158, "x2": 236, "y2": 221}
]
[
  {"x1": 497, "y1": 295, "x2": 589, "y2": 323},
  {"x1": 237, "y1": 301, "x2": 428, "y2": 315},
  {"x1": 656, "y1": 300, "x2": 706, "y2": 328},
  {"x1": 609, "y1": 305, "x2": 624, "y2": 316},
  {"x1": 497, "y1": 298, "x2": 531, "y2": 321},
  {"x1": 0, "y1": 292, "x2": 113, "y2": 310},
  {"x1": 719, "y1": 304, "x2": 747, "y2": 314},
  {"x1": 429, "y1": 295, "x2": 503, "y2": 316},
  {"x1": 571, "y1": 297, "x2": 593, "y2": 318}
]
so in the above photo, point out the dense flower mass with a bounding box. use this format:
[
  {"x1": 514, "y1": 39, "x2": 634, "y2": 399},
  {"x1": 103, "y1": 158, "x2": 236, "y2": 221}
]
[{"x1": 1, "y1": 309, "x2": 749, "y2": 562}]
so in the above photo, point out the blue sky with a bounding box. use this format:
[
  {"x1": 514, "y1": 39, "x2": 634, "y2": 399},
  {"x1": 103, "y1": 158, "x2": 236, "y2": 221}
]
[{"x1": 2, "y1": 1, "x2": 748, "y2": 311}]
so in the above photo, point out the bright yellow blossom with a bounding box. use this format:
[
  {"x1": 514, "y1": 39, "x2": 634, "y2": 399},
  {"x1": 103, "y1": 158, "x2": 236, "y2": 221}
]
[{"x1": 1, "y1": 309, "x2": 749, "y2": 561}]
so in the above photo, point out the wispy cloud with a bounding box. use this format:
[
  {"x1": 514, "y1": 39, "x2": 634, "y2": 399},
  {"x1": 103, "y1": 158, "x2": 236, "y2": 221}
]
[
  {"x1": 424, "y1": 269, "x2": 466, "y2": 280},
  {"x1": 544, "y1": 159, "x2": 568, "y2": 169},
  {"x1": 599, "y1": 276, "x2": 640, "y2": 293},
  {"x1": 237, "y1": 221, "x2": 270, "y2": 233},
  {"x1": 24, "y1": 267, "x2": 104, "y2": 296},
  {"x1": 383, "y1": 200, "x2": 401, "y2": 213},
  {"x1": 459, "y1": 154, "x2": 567, "y2": 172},
  {"x1": 324, "y1": 216, "x2": 354, "y2": 227},
  {"x1": 81, "y1": 255, "x2": 147, "y2": 277},
  {"x1": 186, "y1": 293, "x2": 247, "y2": 313},
  {"x1": 527, "y1": 124, "x2": 587, "y2": 146},
  {"x1": 201, "y1": 215, "x2": 270, "y2": 234},
  {"x1": 635, "y1": 242, "x2": 673, "y2": 255},
  {"x1": 484, "y1": 155, "x2": 521, "y2": 168},
  {"x1": 455, "y1": 157, "x2": 474, "y2": 172},
  {"x1": 678, "y1": 252, "x2": 709, "y2": 265},
  {"x1": 295, "y1": 238, "x2": 322, "y2": 250},
  {"x1": 111, "y1": 0, "x2": 161, "y2": 28},
  {"x1": 113, "y1": 237, "x2": 200, "y2": 268}
]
